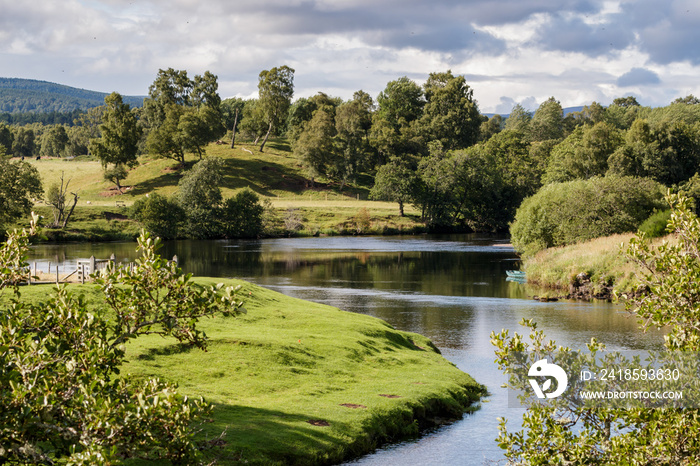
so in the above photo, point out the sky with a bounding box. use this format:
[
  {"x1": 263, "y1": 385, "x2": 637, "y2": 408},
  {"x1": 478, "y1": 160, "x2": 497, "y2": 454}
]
[{"x1": 1, "y1": 0, "x2": 699, "y2": 113}]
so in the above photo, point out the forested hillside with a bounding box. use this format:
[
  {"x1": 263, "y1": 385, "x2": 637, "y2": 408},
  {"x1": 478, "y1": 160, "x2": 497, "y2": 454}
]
[{"x1": 0, "y1": 78, "x2": 144, "y2": 113}]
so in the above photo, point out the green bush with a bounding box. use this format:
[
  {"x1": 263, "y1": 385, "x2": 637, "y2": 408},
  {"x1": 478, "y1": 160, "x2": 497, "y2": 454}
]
[
  {"x1": 638, "y1": 209, "x2": 672, "y2": 238},
  {"x1": 510, "y1": 176, "x2": 664, "y2": 256},
  {"x1": 220, "y1": 188, "x2": 264, "y2": 238},
  {"x1": 130, "y1": 193, "x2": 184, "y2": 239}
]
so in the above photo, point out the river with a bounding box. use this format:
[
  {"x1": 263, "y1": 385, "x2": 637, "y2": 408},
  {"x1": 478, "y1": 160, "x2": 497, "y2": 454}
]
[{"x1": 28, "y1": 234, "x2": 665, "y2": 465}]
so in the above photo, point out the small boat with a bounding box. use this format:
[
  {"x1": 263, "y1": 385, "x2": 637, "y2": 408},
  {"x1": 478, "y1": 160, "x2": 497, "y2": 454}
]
[{"x1": 506, "y1": 270, "x2": 526, "y2": 283}]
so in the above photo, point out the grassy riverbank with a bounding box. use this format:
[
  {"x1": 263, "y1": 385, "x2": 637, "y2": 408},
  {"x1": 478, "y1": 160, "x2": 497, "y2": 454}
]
[
  {"x1": 12, "y1": 279, "x2": 485, "y2": 465},
  {"x1": 523, "y1": 233, "x2": 673, "y2": 299}
]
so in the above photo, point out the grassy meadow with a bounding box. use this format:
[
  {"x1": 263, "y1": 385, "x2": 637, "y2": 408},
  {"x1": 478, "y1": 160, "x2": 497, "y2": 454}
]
[
  {"x1": 11, "y1": 279, "x2": 485, "y2": 465},
  {"x1": 20, "y1": 139, "x2": 426, "y2": 240}
]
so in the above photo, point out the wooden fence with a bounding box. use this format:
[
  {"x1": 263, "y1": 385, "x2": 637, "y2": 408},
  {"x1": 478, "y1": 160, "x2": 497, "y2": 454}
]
[{"x1": 27, "y1": 254, "x2": 178, "y2": 285}]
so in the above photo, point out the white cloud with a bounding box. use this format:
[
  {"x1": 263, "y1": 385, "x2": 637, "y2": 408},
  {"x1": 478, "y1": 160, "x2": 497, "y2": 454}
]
[{"x1": 0, "y1": 0, "x2": 699, "y2": 110}]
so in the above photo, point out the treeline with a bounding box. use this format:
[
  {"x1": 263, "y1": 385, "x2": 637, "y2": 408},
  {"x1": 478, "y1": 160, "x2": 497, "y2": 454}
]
[
  {"x1": 0, "y1": 109, "x2": 86, "y2": 126},
  {"x1": 4, "y1": 68, "x2": 700, "y2": 245}
]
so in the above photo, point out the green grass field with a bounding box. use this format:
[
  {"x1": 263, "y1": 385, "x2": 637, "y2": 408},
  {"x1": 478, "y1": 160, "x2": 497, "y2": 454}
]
[
  {"x1": 22, "y1": 139, "x2": 426, "y2": 240},
  {"x1": 11, "y1": 279, "x2": 485, "y2": 465}
]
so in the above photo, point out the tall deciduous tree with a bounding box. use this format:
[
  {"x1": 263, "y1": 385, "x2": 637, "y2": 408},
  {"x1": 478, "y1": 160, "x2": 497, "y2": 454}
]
[
  {"x1": 504, "y1": 103, "x2": 532, "y2": 133},
  {"x1": 370, "y1": 156, "x2": 416, "y2": 216},
  {"x1": 11, "y1": 127, "x2": 35, "y2": 158},
  {"x1": 257, "y1": 65, "x2": 294, "y2": 152},
  {"x1": 144, "y1": 69, "x2": 225, "y2": 166},
  {"x1": 89, "y1": 93, "x2": 142, "y2": 193},
  {"x1": 528, "y1": 97, "x2": 564, "y2": 142},
  {"x1": 419, "y1": 70, "x2": 481, "y2": 150},
  {"x1": 371, "y1": 76, "x2": 425, "y2": 161},
  {"x1": 39, "y1": 125, "x2": 69, "y2": 158},
  {"x1": 0, "y1": 123, "x2": 13, "y2": 155}
]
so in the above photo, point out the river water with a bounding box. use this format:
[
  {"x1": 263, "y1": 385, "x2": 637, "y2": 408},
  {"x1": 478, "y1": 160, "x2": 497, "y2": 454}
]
[{"x1": 28, "y1": 234, "x2": 665, "y2": 465}]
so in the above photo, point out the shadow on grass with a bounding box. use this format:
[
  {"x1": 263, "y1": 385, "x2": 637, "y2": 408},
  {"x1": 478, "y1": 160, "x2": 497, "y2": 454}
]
[
  {"x1": 199, "y1": 404, "x2": 347, "y2": 465},
  {"x1": 128, "y1": 169, "x2": 184, "y2": 196},
  {"x1": 220, "y1": 157, "x2": 308, "y2": 196},
  {"x1": 135, "y1": 342, "x2": 198, "y2": 361}
]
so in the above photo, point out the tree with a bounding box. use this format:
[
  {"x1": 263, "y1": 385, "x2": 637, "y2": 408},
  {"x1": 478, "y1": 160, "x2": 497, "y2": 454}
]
[
  {"x1": 144, "y1": 69, "x2": 225, "y2": 166},
  {"x1": 45, "y1": 172, "x2": 78, "y2": 229},
  {"x1": 0, "y1": 157, "x2": 42, "y2": 232},
  {"x1": 102, "y1": 164, "x2": 129, "y2": 193},
  {"x1": 257, "y1": 65, "x2": 294, "y2": 152},
  {"x1": 220, "y1": 188, "x2": 265, "y2": 238},
  {"x1": 419, "y1": 70, "x2": 481, "y2": 150},
  {"x1": 370, "y1": 156, "x2": 416, "y2": 216},
  {"x1": 376, "y1": 76, "x2": 424, "y2": 129},
  {"x1": 0, "y1": 223, "x2": 245, "y2": 464},
  {"x1": 221, "y1": 97, "x2": 246, "y2": 147},
  {"x1": 130, "y1": 193, "x2": 184, "y2": 239},
  {"x1": 543, "y1": 122, "x2": 624, "y2": 183},
  {"x1": 177, "y1": 157, "x2": 224, "y2": 238},
  {"x1": 510, "y1": 176, "x2": 664, "y2": 256},
  {"x1": 478, "y1": 114, "x2": 503, "y2": 142},
  {"x1": 0, "y1": 123, "x2": 14, "y2": 154},
  {"x1": 673, "y1": 94, "x2": 700, "y2": 105},
  {"x1": 371, "y1": 76, "x2": 425, "y2": 161},
  {"x1": 39, "y1": 124, "x2": 69, "y2": 158},
  {"x1": 607, "y1": 118, "x2": 658, "y2": 178},
  {"x1": 504, "y1": 103, "x2": 532, "y2": 133},
  {"x1": 89, "y1": 92, "x2": 142, "y2": 192},
  {"x1": 294, "y1": 105, "x2": 337, "y2": 184},
  {"x1": 528, "y1": 97, "x2": 564, "y2": 142},
  {"x1": 613, "y1": 95, "x2": 640, "y2": 108},
  {"x1": 71, "y1": 105, "x2": 105, "y2": 156},
  {"x1": 412, "y1": 141, "x2": 457, "y2": 226},
  {"x1": 333, "y1": 94, "x2": 374, "y2": 188},
  {"x1": 11, "y1": 127, "x2": 35, "y2": 158},
  {"x1": 626, "y1": 192, "x2": 700, "y2": 350}
]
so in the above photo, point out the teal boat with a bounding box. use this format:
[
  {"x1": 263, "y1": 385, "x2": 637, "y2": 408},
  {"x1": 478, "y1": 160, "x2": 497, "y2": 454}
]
[{"x1": 506, "y1": 270, "x2": 526, "y2": 283}]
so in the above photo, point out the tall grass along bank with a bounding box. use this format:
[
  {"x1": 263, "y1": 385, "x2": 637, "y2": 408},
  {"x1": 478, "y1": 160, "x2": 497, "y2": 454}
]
[{"x1": 523, "y1": 233, "x2": 647, "y2": 300}]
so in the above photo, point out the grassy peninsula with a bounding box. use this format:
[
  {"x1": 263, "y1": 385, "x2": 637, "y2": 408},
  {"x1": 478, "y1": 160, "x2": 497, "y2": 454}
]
[{"x1": 13, "y1": 279, "x2": 485, "y2": 465}]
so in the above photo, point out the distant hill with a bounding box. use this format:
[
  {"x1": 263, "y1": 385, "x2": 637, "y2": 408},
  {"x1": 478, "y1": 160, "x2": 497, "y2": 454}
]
[
  {"x1": 0, "y1": 78, "x2": 145, "y2": 114},
  {"x1": 483, "y1": 106, "x2": 586, "y2": 119}
]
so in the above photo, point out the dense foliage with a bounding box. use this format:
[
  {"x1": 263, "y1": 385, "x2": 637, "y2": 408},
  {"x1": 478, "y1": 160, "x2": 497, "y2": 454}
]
[
  {"x1": 510, "y1": 176, "x2": 664, "y2": 256},
  {"x1": 0, "y1": 222, "x2": 245, "y2": 464},
  {"x1": 0, "y1": 157, "x2": 42, "y2": 233},
  {"x1": 131, "y1": 157, "x2": 266, "y2": 239}
]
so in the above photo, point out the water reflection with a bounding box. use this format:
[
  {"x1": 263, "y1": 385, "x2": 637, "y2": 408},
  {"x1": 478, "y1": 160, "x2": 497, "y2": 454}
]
[{"x1": 28, "y1": 234, "x2": 665, "y2": 465}]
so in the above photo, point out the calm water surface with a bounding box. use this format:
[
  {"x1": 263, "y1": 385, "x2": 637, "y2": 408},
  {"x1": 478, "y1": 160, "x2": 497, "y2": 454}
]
[{"x1": 29, "y1": 235, "x2": 664, "y2": 465}]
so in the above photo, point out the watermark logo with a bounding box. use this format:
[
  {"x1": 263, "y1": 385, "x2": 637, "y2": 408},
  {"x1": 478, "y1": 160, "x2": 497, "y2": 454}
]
[{"x1": 528, "y1": 358, "x2": 568, "y2": 399}]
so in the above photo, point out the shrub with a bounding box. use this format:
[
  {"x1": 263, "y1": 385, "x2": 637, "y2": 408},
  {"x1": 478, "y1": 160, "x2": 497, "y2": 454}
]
[
  {"x1": 220, "y1": 188, "x2": 264, "y2": 238},
  {"x1": 510, "y1": 176, "x2": 664, "y2": 256},
  {"x1": 353, "y1": 207, "x2": 371, "y2": 233},
  {"x1": 0, "y1": 224, "x2": 245, "y2": 464},
  {"x1": 637, "y1": 209, "x2": 672, "y2": 238},
  {"x1": 130, "y1": 193, "x2": 184, "y2": 239}
]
